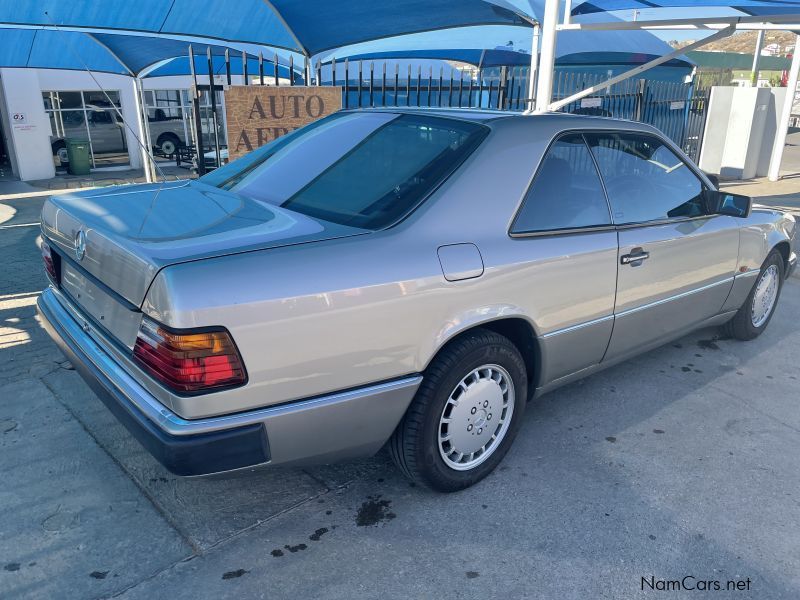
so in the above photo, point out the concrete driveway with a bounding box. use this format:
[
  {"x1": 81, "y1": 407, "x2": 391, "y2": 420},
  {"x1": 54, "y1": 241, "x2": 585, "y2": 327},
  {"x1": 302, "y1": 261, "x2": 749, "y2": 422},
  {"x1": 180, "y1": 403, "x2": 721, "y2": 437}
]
[{"x1": 1, "y1": 191, "x2": 799, "y2": 600}]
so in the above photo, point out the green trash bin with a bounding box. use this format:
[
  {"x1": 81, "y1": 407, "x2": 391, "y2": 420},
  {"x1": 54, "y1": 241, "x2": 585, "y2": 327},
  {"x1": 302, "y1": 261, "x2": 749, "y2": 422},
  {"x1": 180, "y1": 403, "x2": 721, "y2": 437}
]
[{"x1": 65, "y1": 139, "x2": 91, "y2": 176}]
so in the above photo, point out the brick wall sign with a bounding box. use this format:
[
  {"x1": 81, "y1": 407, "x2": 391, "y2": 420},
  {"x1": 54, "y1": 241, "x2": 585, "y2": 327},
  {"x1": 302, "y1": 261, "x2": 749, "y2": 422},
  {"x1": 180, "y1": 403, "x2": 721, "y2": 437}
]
[{"x1": 224, "y1": 86, "x2": 342, "y2": 161}]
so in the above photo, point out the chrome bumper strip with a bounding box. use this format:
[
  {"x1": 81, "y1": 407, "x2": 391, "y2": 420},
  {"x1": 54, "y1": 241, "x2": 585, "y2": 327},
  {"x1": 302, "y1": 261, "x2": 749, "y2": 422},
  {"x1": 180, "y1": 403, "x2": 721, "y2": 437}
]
[{"x1": 38, "y1": 287, "x2": 421, "y2": 438}]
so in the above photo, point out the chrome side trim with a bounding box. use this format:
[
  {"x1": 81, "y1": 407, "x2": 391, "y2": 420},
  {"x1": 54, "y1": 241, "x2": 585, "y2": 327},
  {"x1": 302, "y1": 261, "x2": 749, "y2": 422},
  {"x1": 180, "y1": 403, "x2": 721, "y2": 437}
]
[
  {"x1": 541, "y1": 314, "x2": 614, "y2": 339},
  {"x1": 615, "y1": 277, "x2": 734, "y2": 319},
  {"x1": 542, "y1": 276, "x2": 737, "y2": 338},
  {"x1": 39, "y1": 287, "x2": 422, "y2": 437}
]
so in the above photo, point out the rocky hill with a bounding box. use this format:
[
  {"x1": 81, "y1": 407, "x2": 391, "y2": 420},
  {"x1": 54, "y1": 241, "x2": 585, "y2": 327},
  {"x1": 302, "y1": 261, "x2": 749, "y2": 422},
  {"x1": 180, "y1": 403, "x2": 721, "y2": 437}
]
[{"x1": 669, "y1": 30, "x2": 796, "y2": 56}]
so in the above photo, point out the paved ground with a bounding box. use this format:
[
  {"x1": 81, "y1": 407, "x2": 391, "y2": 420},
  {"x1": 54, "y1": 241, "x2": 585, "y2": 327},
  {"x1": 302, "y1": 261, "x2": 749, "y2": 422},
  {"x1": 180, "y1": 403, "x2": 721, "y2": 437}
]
[
  {"x1": 24, "y1": 165, "x2": 193, "y2": 192},
  {"x1": 1, "y1": 181, "x2": 800, "y2": 599}
]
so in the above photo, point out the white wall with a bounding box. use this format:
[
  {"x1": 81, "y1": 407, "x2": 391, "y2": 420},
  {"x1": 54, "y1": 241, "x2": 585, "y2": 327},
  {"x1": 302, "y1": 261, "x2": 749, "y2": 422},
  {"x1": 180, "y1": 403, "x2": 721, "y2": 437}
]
[
  {"x1": 0, "y1": 68, "x2": 162, "y2": 180},
  {"x1": 33, "y1": 69, "x2": 143, "y2": 170},
  {"x1": 699, "y1": 86, "x2": 775, "y2": 179},
  {"x1": 0, "y1": 68, "x2": 56, "y2": 181},
  {"x1": 0, "y1": 68, "x2": 253, "y2": 181}
]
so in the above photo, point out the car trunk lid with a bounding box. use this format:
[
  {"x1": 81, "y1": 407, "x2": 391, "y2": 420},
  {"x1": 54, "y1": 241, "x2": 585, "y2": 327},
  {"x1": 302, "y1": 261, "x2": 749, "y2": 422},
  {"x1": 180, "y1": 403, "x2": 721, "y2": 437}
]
[{"x1": 41, "y1": 180, "x2": 366, "y2": 309}]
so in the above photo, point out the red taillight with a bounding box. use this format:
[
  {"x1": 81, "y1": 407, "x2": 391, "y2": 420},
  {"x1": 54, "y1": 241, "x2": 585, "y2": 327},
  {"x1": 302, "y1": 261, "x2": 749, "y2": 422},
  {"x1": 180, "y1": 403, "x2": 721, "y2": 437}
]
[
  {"x1": 41, "y1": 240, "x2": 58, "y2": 282},
  {"x1": 133, "y1": 318, "x2": 246, "y2": 393}
]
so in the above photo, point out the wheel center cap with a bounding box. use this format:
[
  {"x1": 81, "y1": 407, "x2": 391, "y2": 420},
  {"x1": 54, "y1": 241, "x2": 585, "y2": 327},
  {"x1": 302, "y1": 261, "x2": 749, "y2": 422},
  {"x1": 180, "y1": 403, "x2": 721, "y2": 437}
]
[{"x1": 473, "y1": 408, "x2": 488, "y2": 428}]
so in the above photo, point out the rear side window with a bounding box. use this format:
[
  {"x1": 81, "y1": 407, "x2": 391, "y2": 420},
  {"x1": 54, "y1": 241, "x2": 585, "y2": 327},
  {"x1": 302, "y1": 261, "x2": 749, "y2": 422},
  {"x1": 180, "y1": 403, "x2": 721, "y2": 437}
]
[
  {"x1": 204, "y1": 112, "x2": 487, "y2": 231},
  {"x1": 585, "y1": 132, "x2": 706, "y2": 224},
  {"x1": 511, "y1": 134, "x2": 611, "y2": 234},
  {"x1": 283, "y1": 114, "x2": 486, "y2": 229}
]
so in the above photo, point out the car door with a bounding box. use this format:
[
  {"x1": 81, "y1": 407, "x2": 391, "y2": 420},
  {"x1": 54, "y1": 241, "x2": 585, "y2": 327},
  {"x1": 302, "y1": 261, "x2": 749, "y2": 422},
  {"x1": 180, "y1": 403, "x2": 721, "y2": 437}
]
[
  {"x1": 509, "y1": 133, "x2": 618, "y2": 384},
  {"x1": 585, "y1": 131, "x2": 739, "y2": 361}
]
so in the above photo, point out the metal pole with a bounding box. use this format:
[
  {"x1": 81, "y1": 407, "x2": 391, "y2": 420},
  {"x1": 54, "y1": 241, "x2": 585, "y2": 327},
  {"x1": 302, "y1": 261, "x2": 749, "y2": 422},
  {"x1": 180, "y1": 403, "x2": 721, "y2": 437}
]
[
  {"x1": 344, "y1": 58, "x2": 349, "y2": 107},
  {"x1": 534, "y1": 0, "x2": 560, "y2": 112},
  {"x1": 394, "y1": 63, "x2": 399, "y2": 107},
  {"x1": 548, "y1": 26, "x2": 734, "y2": 112},
  {"x1": 751, "y1": 30, "x2": 765, "y2": 87},
  {"x1": 274, "y1": 53, "x2": 279, "y2": 86},
  {"x1": 225, "y1": 48, "x2": 232, "y2": 86},
  {"x1": 242, "y1": 50, "x2": 248, "y2": 84},
  {"x1": 134, "y1": 77, "x2": 155, "y2": 183},
  {"x1": 768, "y1": 34, "x2": 800, "y2": 181},
  {"x1": 188, "y1": 45, "x2": 206, "y2": 175},
  {"x1": 358, "y1": 60, "x2": 363, "y2": 107},
  {"x1": 207, "y1": 47, "x2": 221, "y2": 168},
  {"x1": 527, "y1": 23, "x2": 540, "y2": 110},
  {"x1": 259, "y1": 52, "x2": 265, "y2": 85}
]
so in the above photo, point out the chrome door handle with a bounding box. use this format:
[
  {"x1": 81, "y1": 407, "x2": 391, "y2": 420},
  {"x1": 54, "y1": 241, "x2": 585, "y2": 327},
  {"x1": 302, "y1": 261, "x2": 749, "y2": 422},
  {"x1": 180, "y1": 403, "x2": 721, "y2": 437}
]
[{"x1": 621, "y1": 250, "x2": 650, "y2": 265}]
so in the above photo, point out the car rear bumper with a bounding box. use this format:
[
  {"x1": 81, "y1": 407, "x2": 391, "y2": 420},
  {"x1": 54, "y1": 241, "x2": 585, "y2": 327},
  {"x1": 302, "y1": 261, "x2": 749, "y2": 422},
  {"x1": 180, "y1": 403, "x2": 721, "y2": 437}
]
[{"x1": 37, "y1": 287, "x2": 421, "y2": 476}]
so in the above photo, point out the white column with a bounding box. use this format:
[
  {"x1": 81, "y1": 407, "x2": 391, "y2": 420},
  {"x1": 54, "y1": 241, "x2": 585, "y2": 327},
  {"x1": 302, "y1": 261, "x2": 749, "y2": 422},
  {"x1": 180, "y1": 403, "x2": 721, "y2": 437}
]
[
  {"x1": 534, "y1": 0, "x2": 560, "y2": 113},
  {"x1": 751, "y1": 30, "x2": 765, "y2": 86},
  {"x1": 0, "y1": 69, "x2": 55, "y2": 181},
  {"x1": 768, "y1": 35, "x2": 800, "y2": 182}
]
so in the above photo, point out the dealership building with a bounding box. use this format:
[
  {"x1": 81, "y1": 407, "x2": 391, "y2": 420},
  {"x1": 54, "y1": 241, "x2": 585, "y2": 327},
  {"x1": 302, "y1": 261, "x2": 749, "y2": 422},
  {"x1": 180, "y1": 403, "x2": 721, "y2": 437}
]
[{"x1": 0, "y1": 29, "x2": 288, "y2": 182}]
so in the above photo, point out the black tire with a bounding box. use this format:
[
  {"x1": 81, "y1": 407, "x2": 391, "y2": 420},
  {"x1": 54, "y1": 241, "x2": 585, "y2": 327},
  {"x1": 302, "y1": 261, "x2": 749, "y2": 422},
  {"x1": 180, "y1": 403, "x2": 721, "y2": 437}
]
[
  {"x1": 722, "y1": 249, "x2": 784, "y2": 341},
  {"x1": 157, "y1": 133, "x2": 181, "y2": 158},
  {"x1": 52, "y1": 140, "x2": 68, "y2": 166},
  {"x1": 389, "y1": 329, "x2": 527, "y2": 492}
]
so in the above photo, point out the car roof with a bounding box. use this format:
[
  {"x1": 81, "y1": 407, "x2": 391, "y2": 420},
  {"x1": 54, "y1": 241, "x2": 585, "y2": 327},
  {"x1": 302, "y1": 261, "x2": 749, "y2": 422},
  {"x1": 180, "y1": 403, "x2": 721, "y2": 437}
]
[{"x1": 339, "y1": 107, "x2": 659, "y2": 133}]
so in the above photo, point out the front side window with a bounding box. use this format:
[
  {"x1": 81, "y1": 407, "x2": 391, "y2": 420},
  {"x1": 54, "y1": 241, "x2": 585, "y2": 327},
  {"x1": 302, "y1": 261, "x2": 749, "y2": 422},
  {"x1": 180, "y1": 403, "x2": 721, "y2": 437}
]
[
  {"x1": 585, "y1": 132, "x2": 706, "y2": 224},
  {"x1": 201, "y1": 112, "x2": 488, "y2": 231},
  {"x1": 511, "y1": 134, "x2": 611, "y2": 234}
]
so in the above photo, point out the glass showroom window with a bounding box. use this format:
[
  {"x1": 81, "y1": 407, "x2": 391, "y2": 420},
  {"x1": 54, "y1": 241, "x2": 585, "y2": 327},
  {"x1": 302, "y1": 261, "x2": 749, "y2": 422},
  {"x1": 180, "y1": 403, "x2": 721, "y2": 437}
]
[
  {"x1": 42, "y1": 91, "x2": 129, "y2": 169},
  {"x1": 144, "y1": 89, "x2": 226, "y2": 161}
]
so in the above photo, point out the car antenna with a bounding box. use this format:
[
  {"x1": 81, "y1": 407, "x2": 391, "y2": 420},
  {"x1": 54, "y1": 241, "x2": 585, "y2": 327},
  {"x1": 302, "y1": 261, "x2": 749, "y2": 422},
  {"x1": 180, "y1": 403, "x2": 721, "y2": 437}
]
[{"x1": 42, "y1": 13, "x2": 169, "y2": 184}]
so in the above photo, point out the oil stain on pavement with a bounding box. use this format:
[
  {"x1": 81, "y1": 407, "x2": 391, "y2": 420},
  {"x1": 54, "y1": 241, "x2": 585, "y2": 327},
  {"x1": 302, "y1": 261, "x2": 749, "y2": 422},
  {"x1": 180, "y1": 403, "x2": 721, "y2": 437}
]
[{"x1": 355, "y1": 495, "x2": 396, "y2": 526}]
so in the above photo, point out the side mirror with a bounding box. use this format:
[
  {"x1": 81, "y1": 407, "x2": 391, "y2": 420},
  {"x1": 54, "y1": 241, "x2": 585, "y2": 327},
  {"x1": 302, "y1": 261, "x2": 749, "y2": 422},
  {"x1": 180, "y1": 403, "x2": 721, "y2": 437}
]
[
  {"x1": 703, "y1": 189, "x2": 751, "y2": 218},
  {"x1": 703, "y1": 172, "x2": 720, "y2": 189}
]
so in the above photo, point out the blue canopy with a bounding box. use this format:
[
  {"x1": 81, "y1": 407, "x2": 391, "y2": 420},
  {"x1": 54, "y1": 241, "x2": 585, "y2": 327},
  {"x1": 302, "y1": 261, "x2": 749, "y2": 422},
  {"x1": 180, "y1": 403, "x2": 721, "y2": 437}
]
[
  {"x1": 0, "y1": 1, "x2": 530, "y2": 56},
  {"x1": 321, "y1": 7, "x2": 691, "y2": 69},
  {"x1": 0, "y1": 28, "x2": 296, "y2": 78},
  {"x1": 0, "y1": 29, "x2": 130, "y2": 74},
  {"x1": 331, "y1": 48, "x2": 691, "y2": 68}
]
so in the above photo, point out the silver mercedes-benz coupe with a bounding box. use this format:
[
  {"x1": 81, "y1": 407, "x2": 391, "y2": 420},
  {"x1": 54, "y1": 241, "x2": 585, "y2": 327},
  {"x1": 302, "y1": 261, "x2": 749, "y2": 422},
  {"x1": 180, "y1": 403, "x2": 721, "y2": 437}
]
[{"x1": 38, "y1": 109, "x2": 796, "y2": 491}]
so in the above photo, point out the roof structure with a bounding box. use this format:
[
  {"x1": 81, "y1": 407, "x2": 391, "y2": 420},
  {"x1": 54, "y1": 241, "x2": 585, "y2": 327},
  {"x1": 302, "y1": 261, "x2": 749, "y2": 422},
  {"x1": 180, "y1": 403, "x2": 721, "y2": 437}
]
[
  {"x1": 329, "y1": 47, "x2": 691, "y2": 68},
  {"x1": 0, "y1": 28, "x2": 296, "y2": 78},
  {"x1": 0, "y1": 1, "x2": 531, "y2": 56}
]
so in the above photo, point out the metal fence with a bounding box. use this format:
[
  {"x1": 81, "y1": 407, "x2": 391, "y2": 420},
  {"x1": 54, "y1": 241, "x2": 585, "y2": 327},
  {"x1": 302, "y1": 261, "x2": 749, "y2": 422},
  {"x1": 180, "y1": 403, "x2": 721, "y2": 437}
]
[
  {"x1": 322, "y1": 62, "x2": 724, "y2": 163},
  {"x1": 195, "y1": 52, "x2": 726, "y2": 169}
]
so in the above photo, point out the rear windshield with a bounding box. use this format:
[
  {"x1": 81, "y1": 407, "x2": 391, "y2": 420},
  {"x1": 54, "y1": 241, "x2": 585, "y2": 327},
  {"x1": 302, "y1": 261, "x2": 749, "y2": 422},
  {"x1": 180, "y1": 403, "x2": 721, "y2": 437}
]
[{"x1": 201, "y1": 112, "x2": 488, "y2": 230}]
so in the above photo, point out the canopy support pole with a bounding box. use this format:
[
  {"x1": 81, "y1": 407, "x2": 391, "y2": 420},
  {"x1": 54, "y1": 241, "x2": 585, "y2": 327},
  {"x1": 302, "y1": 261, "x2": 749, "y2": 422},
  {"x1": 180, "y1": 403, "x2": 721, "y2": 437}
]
[
  {"x1": 527, "y1": 23, "x2": 540, "y2": 110},
  {"x1": 533, "y1": 0, "x2": 559, "y2": 113},
  {"x1": 557, "y1": 14, "x2": 800, "y2": 31},
  {"x1": 751, "y1": 30, "x2": 765, "y2": 87},
  {"x1": 188, "y1": 45, "x2": 206, "y2": 176},
  {"x1": 768, "y1": 34, "x2": 800, "y2": 182},
  {"x1": 208, "y1": 47, "x2": 222, "y2": 169},
  {"x1": 134, "y1": 76, "x2": 155, "y2": 183},
  {"x1": 545, "y1": 25, "x2": 734, "y2": 113}
]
